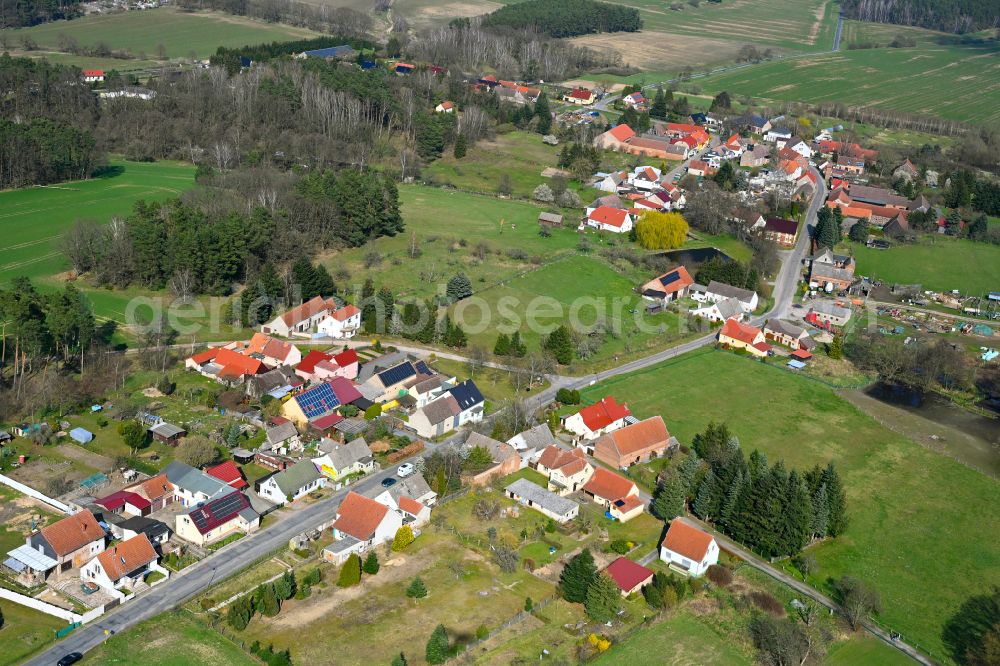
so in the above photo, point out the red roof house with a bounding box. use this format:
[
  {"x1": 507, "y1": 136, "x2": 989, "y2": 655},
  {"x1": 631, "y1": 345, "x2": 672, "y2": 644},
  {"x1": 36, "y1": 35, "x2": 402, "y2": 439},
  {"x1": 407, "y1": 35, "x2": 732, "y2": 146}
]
[
  {"x1": 564, "y1": 396, "x2": 631, "y2": 439},
  {"x1": 205, "y1": 461, "x2": 248, "y2": 490},
  {"x1": 587, "y1": 206, "x2": 633, "y2": 232},
  {"x1": 604, "y1": 557, "x2": 655, "y2": 595}
]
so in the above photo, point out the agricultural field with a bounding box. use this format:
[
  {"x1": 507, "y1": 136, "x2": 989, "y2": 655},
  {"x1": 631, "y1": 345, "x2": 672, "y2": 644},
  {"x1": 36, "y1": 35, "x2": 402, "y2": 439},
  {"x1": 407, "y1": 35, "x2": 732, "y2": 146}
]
[
  {"x1": 0, "y1": 7, "x2": 320, "y2": 65},
  {"x1": 848, "y1": 236, "x2": 1000, "y2": 295},
  {"x1": 579, "y1": 348, "x2": 1000, "y2": 662},
  {"x1": 85, "y1": 609, "x2": 256, "y2": 666},
  {"x1": 694, "y1": 37, "x2": 1000, "y2": 124}
]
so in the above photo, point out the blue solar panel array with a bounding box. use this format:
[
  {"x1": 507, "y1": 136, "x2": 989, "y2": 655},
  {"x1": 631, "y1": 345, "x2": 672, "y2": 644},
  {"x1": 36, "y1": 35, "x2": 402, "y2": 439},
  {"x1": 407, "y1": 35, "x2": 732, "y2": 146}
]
[
  {"x1": 377, "y1": 362, "x2": 416, "y2": 388},
  {"x1": 191, "y1": 492, "x2": 246, "y2": 532},
  {"x1": 415, "y1": 360, "x2": 432, "y2": 375},
  {"x1": 449, "y1": 380, "x2": 484, "y2": 410},
  {"x1": 659, "y1": 270, "x2": 680, "y2": 286},
  {"x1": 297, "y1": 382, "x2": 341, "y2": 419}
]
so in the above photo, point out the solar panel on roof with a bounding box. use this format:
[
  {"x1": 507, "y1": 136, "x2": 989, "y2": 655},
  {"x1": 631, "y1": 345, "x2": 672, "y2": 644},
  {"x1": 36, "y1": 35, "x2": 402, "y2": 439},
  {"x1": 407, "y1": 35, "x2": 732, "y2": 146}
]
[
  {"x1": 659, "y1": 271, "x2": 679, "y2": 286},
  {"x1": 377, "y1": 362, "x2": 416, "y2": 387},
  {"x1": 191, "y1": 492, "x2": 245, "y2": 532},
  {"x1": 415, "y1": 361, "x2": 431, "y2": 375},
  {"x1": 296, "y1": 383, "x2": 341, "y2": 419}
]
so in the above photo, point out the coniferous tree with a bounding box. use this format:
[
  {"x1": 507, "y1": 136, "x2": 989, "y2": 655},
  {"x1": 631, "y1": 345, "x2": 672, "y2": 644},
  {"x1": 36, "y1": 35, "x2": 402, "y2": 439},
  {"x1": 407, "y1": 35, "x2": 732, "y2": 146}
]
[
  {"x1": 719, "y1": 469, "x2": 746, "y2": 528},
  {"x1": 651, "y1": 476, "x2": 686, "y2": 521},
  {"x1": 651, "y1": 88, "x2": 667, "y2": 118},
  {"x1": 535, "y1": 93, "x2": 551, "y2": 134},
  {"x1": 559, "y1": 548, "x2": 597, "y2": 603},
  {"x1": 779, "y1": 470, "x2": 813, "y2": 555},
  {"x1": 544, "y1": 325, "x2": 574, "y2": 364},
  {"x1": 585, "y1": 573, "x2": 621, "y2": 622},
  {"x1": 259, "y1": 583, "x2": 281, "y2": 616},
  {"x1": 391, "y1": 653, "x2": 408, "y2": 666},
  {"x1": 810, "y1": 483, "x2": 829, "y2": 538},
  {"x1": 509, "y1": 330, "x2": 527, "y2": 357},
  {"x1": 363, "y1": 551, "x2": 380, "y2": 575},
  {"x1": 494, "y1": 333, "x2": 511, "y2": 356},
  {"x1": 338, "y1": 553, "x2": 362, "y2": 587},
  {"x1": 676, "y1": 452, "x2": 702, "y2": 491},
  {"x1": 446, "y1": 273, "x2": 473, "y2": 302},
  {"x1": 453, "y1": 133, "x2": 467, "y2": 159},
  {"x1": 425, "y1": 624, "x2": 449, "y2": 665},
  {"x1": 361, "y1": 277, "x2": 377, "y2": 333},
  {"x1": 822, "y1": 464, "x2": 849, "y2": 536},
  {"x1": 748, "y1": 449, "x2": 769, "y2": 482},
  {"x1": 407, "y1": 577, "x2": 428, "y2": 598},
  {"x1": 692, "y1": 469, "x2": 720, "y2": 522}
]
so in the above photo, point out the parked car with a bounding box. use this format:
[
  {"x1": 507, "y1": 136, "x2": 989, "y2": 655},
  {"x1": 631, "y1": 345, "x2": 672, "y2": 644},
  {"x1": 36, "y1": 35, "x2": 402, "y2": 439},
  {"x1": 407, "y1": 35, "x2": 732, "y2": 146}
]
[
  {"x1": 58, "y1": 654, "x2": 83, "y2": 666},
  {"x1": 397, "y1": 463, "x2": 415, "y2": 478},
  {"x1": 381, "y1": 477, "x2": 397, "y2": 488}
]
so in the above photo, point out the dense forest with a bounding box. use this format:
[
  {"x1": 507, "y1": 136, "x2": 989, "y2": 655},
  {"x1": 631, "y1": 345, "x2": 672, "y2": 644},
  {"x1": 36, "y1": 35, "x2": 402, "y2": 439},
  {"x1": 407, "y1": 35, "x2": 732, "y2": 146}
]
[
  {"x1": 841, "y1": 0, "x2": 1000, "y2": 33},
  {"x1": 0, "y1": 0, "x2": 80, "y2": 28},
  {"x1": 481, "y1": 0, "x2": 642, "y2": 38}
]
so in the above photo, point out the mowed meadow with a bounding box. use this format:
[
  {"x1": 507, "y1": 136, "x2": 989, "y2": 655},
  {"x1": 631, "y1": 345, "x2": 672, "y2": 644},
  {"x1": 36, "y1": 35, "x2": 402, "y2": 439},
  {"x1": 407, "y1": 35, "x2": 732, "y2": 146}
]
[
  {"x1": 696, "y1": 26, "x2": 1000, "y2": 124},
  {"x1": 581, "y1": 349, "x2": 1000, "y2": 663},
  {"x1": 0, "y1": 7, "x2": 320, "y2": 64}
]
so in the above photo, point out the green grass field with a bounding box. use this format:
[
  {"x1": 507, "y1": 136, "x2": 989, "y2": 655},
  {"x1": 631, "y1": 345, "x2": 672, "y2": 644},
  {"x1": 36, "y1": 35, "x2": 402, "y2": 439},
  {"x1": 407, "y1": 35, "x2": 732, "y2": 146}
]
[
  {"x1": 592, "y1": 611, "x2": 753, "y2": 665},
  {"x1": 0, "y1": 601, "x2": 67, "y2": 666},
  {"x1": 824, "y1": 636, "x2": 916, "y2": 665},
  {"x1": 695, "y1": 35, "x2": 1000, "y2": 124},
  {"x1": 0, "y1": 160, "x2": 195, "y2": 285},
  {"x1": 85, "y1": 609, "x2": 256, "y2": 666},
  {"x1": 848, "y1": 236, "x2": 1000, "y2": 295},
  {"x1": 580, "y1": 349, "x2": 1000, "y2": 663},
  {"x1": 0, "y1": 7, "x2": 319, "y2": 62}
]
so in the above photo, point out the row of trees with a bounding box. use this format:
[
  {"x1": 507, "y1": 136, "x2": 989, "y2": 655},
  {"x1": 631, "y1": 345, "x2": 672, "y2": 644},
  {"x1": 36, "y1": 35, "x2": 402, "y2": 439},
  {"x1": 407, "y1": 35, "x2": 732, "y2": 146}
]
[
  {"x1": 482, "y1": 0, "x2": 642, "y2": 38},
  {"x1": 651, "y1": 423, "x2": 848, "y2": 558},
  {"x1": 226, "y1": 569, "x2": 315, "y2": 630},
  {"x1": 0, "y1": 0, "x2": 79, "y2": 28},
  {"x1": 695, "y1": 257, "x2": 760, "y2": 292},
  {"x1": 840, "y1": 0, "x2": 1000, "y2": 33}
]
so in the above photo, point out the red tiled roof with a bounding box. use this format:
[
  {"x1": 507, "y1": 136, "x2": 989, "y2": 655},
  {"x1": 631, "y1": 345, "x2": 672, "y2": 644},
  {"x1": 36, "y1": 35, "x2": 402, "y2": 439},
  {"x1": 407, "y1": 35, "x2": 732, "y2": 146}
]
[
  {"x1": 190, "y1": 349, "x2": 217, "y2": 365},
  {"x1": 331, "y1": 304, "x2": 361, "y2": 321},
  {"x1": 720, "y1": 318, "x2": 763, "y2": 346},
  {"x1": 601, "y1": 416, "x2": 669, "y2": 457},
  {"x1": 791, "y1": 349, "x2": 813, "y2": 360},
  {"x1": 576, "y1": 397, "x2": 631, "y2": 432},
  {"x1": 82, "y1": 69, "x2": 104, "y2": 77},
  {"x1": 661, "y1": 518, "x2": 714, "y2": 561},
  {"x1": 688, "y1": 159, "x2": 708, "y2": 171},
  {"x1": 582, "y1": 467, "x2": 636, "y2": 502},
  {"x1": 614, "y1": 494, "x2": 644, "y2": 514},
  {"x1": 752, "y1": 341, "x2": 772, "y2": 354},
  {"x1": 538, "y1": 445, "x2": 586, "y2": 471},
  {"x1": 568, "y1": 88, "x2": 592, "y2": 101},
  {"x1": 297, "y1": 349, "x2": 333, "y2": 374},
  {"x1": 605, "y1": 556, "x2": 654, "y2": 592},
  {"x1": 397, "y1": 496, "x2": 424, "y2": 516},
  {"x1": 135, "y1": 474, "x2": 172, "y2": 502},
  {"x1": 310, "y1": 412, "x2": 344, "y2": 430},
  {"x1": 328, "y1": 376, "x2": 363, "y2": 404},
  {"x1": 333, "y1": 491, "x2": 389, "y2": 540},
  {"x1": 608, "y1": 124, "x2": 635, "y2": 142},
  {"x1": 39, "y1": 511, "x2": 103, "y2": 557},
  {"x1": 94, "y1": 490, "x2": 151, "y2": 512},
  {"x1": 280, "y1": 296, "x2": 336, "y2": 327},
  {"x1": 213, "y1": 347, "x2": 267, "y2": 378},
  {"x1": 666, "y1": 122, "x2": 701, "y2": 134},
  {"x1": 205, "y1": 461, "x2": 248, "y2": 490},
  {"x1": 95, "y1": 533, "x2": 156, "y2": 581},
  {"x1": 333, "y1": 348, "x2": 359, "y2": 367},
  {"x1": 589, "y1": 206, "x2": 630, "y2": 228}
]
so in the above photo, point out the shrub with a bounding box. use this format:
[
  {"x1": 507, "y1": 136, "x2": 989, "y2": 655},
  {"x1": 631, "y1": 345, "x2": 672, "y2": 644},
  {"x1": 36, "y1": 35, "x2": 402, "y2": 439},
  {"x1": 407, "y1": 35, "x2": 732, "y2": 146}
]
[
  {"x1": 364, "y1": 404, "x2": 383, "y2": 419},
  {"x1": 406, "y1": 577, "x2": 428, "y2": 599},
  {"x1": 705, "y1": 564, "x2": 733, "y2": 587},
  {"x1": 524, "y1": 596, "x2": 533, "y2": 612},
  {"x1": 392, "y1": 525, "x2": 415, "y2": 551},
  {"x1": 749, "y1": 591, "x2": 785, "y2": 616},
  {"x1": 338, "y1": 553, "x2": 362, "y2": 587},
  {"x1": 555, "y1": 388, "x2": 581, "y2": 404},
  {"x1": 475, "y1": 623, "x2": 489, "y2": 640},
  {"x1": 608, "y1": 539, "x2": 631, "y2": 555},
  {"x1": 363, "y1": 551, "x2": 380, "y2": 575}
]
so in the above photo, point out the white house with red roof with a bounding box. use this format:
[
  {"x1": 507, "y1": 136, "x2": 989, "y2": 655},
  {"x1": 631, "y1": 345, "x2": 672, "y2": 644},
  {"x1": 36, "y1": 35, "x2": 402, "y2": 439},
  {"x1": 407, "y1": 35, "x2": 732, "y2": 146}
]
[
  {"x1": 261, "y1": 295, "x2": 340, "y2": 337},
  {"x1": 563, "y1": 88, "x2": 595, "y2": 105},
  {"x1": 718, "y1": 317, "x2": 770, "y2": 358},
  {"x1": 535, "y1": 445, "x2": 593, "y2": 495},
  {"x1": 594, "y1": 124, "x2": 636, "y2": 151},
  {"x1": 316, "y1": 304, "x2": 362, "y2": 339},
  {"x1": 185, "y1": 346, "x2": 268, "y2": 385},
  {"x1": 435, "y1": 100, "x2": 455, "y2": 113},
  {"x1": 629, "y1": 166, "x2": 662, "y2": 191},
  {"x1": 296, "y1": 348, "x2": 360, "y2": 382},
  {"x1": 82, "y1": 69, "x2": 105, "y2": 82},
  {"x1": 581, "y1": 467, "x2": 644, "y2": 522},
  {"x1": 563, "y1": 396, "x2": 631, "y2": 441},
  {"x1": 80, "y1": 533, "x2": 165, "y2": 598},
  {"x1": 586, "y1": 206, "x2": 634, "y2": 234},
  {"x1": 660, "y1": 517, "x2": 719, "y2": 576},
  {"x1": 623, "y1": 91, "x2": 645, "y2": 109},
  {"x1": 324, "y1": 491, "x2": 404, "y2": 564},
  {"x1": 721, "y1": 133, "x2": 745, "y2": 157}
]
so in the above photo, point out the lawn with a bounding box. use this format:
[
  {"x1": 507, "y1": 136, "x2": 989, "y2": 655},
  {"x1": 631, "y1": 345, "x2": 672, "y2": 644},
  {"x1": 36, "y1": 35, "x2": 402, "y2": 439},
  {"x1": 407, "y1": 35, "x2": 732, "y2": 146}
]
[
  {"x1": 84, "y1": 609, "x2": 256, "y2": 666},
  {"x1": 580, "y1": 348, "x2": 1000, "y2": 663},
  {"x1": 0, "y1": 7, "x2": 319, "y2": 61},
  {"x1": 592, "y1": 611, "x2": 754, "y2": 666},
  {"x1": 429, "y1": 357, "x2": 548, "y2": 407},
  {"x1": 848, "y1": 236, "x2": 1000, "y2": 295},
  {"x1": 824, "y1": 636, "x2": 916, "y2": 665},
  {"x1": 0, "y1": 601, "x2": 67, "y2": 666},
  {"x1": 694, "y1": 37, "x2": 1000, "y2": 124}
]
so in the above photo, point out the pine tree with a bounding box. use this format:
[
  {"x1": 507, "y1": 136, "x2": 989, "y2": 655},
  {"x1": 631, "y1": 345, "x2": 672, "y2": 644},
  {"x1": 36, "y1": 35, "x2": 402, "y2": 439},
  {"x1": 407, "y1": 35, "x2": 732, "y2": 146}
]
[
  {"x1": 406, "y1": 577, "x2": 428, "y2": 598},
  {"x1": 260, "y1": 583, "x2": 281, "y2": 616},
  {"x1": 650, "y1": 476, "x2": 686, "y2": 521},
  {"x1": 828, "y1": 334, "x2": 843, "y2": 360},
  {"x1": 559, "y1": 548, "x2": 598, "y2": 603},
  {"x1": 494, "y1": 333, "x2": 511, "y2": 356},
  {"x1": 848, "y1": 218, "x2": 869, "y2": 242},
  {"x1": 822, "y1": 464, "x2": 849, "y2": 536},
  {"x1": 719, "y1": 469, "x2": 746, "y2": 529},
  {"x1": 446, "y1": 273, "x2": 473, "y2": 302},
  {"x1": 676, "y1": 452, "x2": 701, "y2": 491},
  {"x1": 435, "y1": 468, "x2": 447, "y2": 497},
  {"x1": 363, "y1": 551, "x2": 380, "y2": 575},
  {"x1": 651, "y1": 88, "x2": 667, "y2": 118},
  {"x1": 338, "y1": 553, "x2": 362, "y2": 587},
  {"x1": 779, "y1": 470, "x2": 813, "y2": 555},
  {"x1": 453, "y1": 133, "x2": 467, "y2": 159},
  {"x1": 692, "y1": 470, "x2": 719, "y2": 522},
  {"x1": 584, "y1": 573, "x2": 621, "y2": 622},
  {"x1": 535, "y1": 93, "x2": 551, "y2": 134},
  {"x1": 509, "y1": 330, "x2": 527, "y2": 357},
  {"x1": 425, "y1": 624, "x2": 449, "y2": 665},
  {"x1": 747, "y1": 449, "x2": 769, "y2": 482},
  {"x1": 361, "y1": 277, "x2": 377, "y2": 333},
  {"x1": 416, "y1": 301, "x2": 437, "y2": 344},
  {"x1": 810, "y1": 483, "x2": 829, "y2": 538},
  {"x1": 544, "y1": 325, "x2": 574, "y2": 364},
  {"x1": 227, "y1": 596, "x2": 251, "y2": 630}
]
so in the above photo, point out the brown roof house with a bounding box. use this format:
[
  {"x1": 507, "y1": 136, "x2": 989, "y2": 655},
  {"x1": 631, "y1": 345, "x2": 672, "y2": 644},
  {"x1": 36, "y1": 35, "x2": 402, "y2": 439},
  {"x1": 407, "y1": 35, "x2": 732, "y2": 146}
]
[
  {"x1": 593, "y1": 416, "x2": 675, "y2": 469},
  {"x1": 535, "y1": 445, "x2": 593, "y2": 495},
  {"x1": 464, "y1": 432, "x2": 521, "y2": 486},
  {"x1": 21, "y1": 511, "x2": 105, "y2": 581},
  {"x1": 324, "y1": 491, "x2": 404, "y2": 564},
  {"x1": 80, "y1": 533, "x2": 166, "y2": 599},
  {"x1": 582, "y1": 468, "x2": 644, "y2": 522}
]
